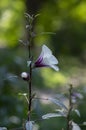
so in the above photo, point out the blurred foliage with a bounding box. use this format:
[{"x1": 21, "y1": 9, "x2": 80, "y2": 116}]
[
  {"x1": 0, "y1": 47, "x2": 28, "y2": 128},
  {"x1": 35, "y1": 0, "x2": 86, "y2": 58},
  {"x1": 0, "y1": 0, "x2": 86, "y2": 130},
  {"x1": 0, "y1": 0, "x2": 25, "y2": 47}
]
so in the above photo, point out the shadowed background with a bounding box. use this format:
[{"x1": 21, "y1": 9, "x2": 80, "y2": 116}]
[{"x1": 0, "y1": 0, "x2": 86, "y2": 130}]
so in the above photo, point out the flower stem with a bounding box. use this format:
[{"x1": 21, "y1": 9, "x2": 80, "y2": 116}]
[
  {"x1": 28, "y1": 65, "x2": 32, "y2": 121},
  {"x1": 27, "y1": 43, "x2": 32, "y2": 121},
  {"x1": 66, "y1": 85, "x2": 73, "y2": 130},
  {"x1": 26, "y1": 14, "x2": 33, "y2": 121}
]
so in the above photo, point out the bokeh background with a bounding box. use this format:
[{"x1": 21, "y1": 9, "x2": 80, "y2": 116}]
[{"x1": 0, "y1": 0, "x2": 86, "y2": 130}]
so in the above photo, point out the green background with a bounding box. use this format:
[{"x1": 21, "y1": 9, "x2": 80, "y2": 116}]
[{"x1": 0, "y1": 0, "x2": 86, "y2": 130}]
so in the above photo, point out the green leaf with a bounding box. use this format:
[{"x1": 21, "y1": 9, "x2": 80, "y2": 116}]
[
  {"x1": 73, "y1": 109, "x2": 80, "y2": 117},
  {"x1": 25, "y1": 121, "x2": 34, "y2": 130},
  {"x1": 42, "y1": 113, "x2": 63, "y2": 119},
  {"x1": 48, "y1": 98, "x2": 68, "y2": 111}
]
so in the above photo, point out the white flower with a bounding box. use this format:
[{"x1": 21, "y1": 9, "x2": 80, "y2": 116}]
[{"x1": 34, "y1": 45, "x2": 59, "y2": 71}]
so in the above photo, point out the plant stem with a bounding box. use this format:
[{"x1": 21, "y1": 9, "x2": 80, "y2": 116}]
[
  {"x1": 66, "y1": 85, "x2": 73, "y2": 130},
  {"x1": 28, "y1": 44, "x2": 32, "y2": 121},
  {"x1": 27, "y1": 14, "x2": 33, "y2": 121}
]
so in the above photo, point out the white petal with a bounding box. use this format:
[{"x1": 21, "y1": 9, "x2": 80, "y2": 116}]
[
  {"x1": 42, "y1": 45, "x2": 52, "y2": 57},
  {"x1": 43, "y1": 57, "x2": 50, "y2": 65},
  {"x1": 72, "y1": 121, "x2": 81, "y2": 130},
  {"x1": 42, "y1": 57, "x2": 59, "y2": 71},
  {"x1": 47, "y1": 55, "x2": 58, "y2": 64},
  {"x1": 50, "y1": 65, "x2": 59, "y2": 71},
  {"x1": 43, "y1": 56, "x2": 58, "y2": 65}
]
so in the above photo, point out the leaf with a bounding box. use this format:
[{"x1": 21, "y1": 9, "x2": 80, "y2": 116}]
[
  {"x1": 42, "y1": 113, "x2": 63, "y2": 119},
  {"x1": 26, "y1": 25, "x2": 30, "y2": 29},
  {"x1": 24, "y1": 13, "x2": 33, "y2": 20},
  {"x1": 83, "y1": 122, "x2": 86, "y2": 125},
  {"x1": 18, "y1": 93, "x2": 27, "y2": 96},
  {"x1": 48, "y1": 98, "x2": 68, "y2": 111},
  {"x1": 34, "y1": 14, "x2": 40, "y2": 18},
  {"x1": 39, "y1": 32, "x2": 56, "y2": 35},
  {"x1": 74, "y1": 109, "x2": 80, "y2": 117},
  {"x1": 55, "y1": 109, "x2": 67, "y2": 117},
  {"x1": 55, "y1": 94, "x2": 66, "y2": 100},
  {"x1": 72, "y1": 121, "x2": 81, "y2": 130},
  {"x1": 6, "y1": 73, "x2": 18, "y2": 81},
  {"x1": 0, "y1": 127, "x2": 7, "y2": 130},
  {"x1": 25, "y1": 121, "x2": 34, "y2": 130},
  {"x1": 18, "y1": 93, "x2": 29, "y2": 104},
  {"x1": 27, "y1": 61, "x2": 32, "y2": 67},
  {"x1": 19, "y1": 40, "x2": 25, "y2": 45}
]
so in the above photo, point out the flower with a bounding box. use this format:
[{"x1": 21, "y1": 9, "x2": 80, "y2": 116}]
[
  {"x1": 72, "y1": 92, "x2": 83, "y2": 99},
  {"x1": 33, "y1": 45, "x2": 59, "y2": 71}
]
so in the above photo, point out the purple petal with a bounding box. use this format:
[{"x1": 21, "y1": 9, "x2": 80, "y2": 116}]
[
  {"x1": 34, "y1": 56, "x2": 49, "y2": 67},
  {"x1": 35, "y1": 56, "x2": 43, "y2": 65}
]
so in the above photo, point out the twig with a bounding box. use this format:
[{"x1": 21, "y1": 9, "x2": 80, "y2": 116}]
[
  {"x1": 66, "y1": 85, "x2": 73, "y2": 130},
  {"x1": 27, "y1": 15, "x2": 33, "y2": 121}
]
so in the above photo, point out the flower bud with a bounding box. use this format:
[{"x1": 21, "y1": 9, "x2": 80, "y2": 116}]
[
  {"x1": 72, "y1": 92, "x2": 83, "y2": 99},
  {"x1": 21, "y1": 72, "x2": 30, "y2": 81}
]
